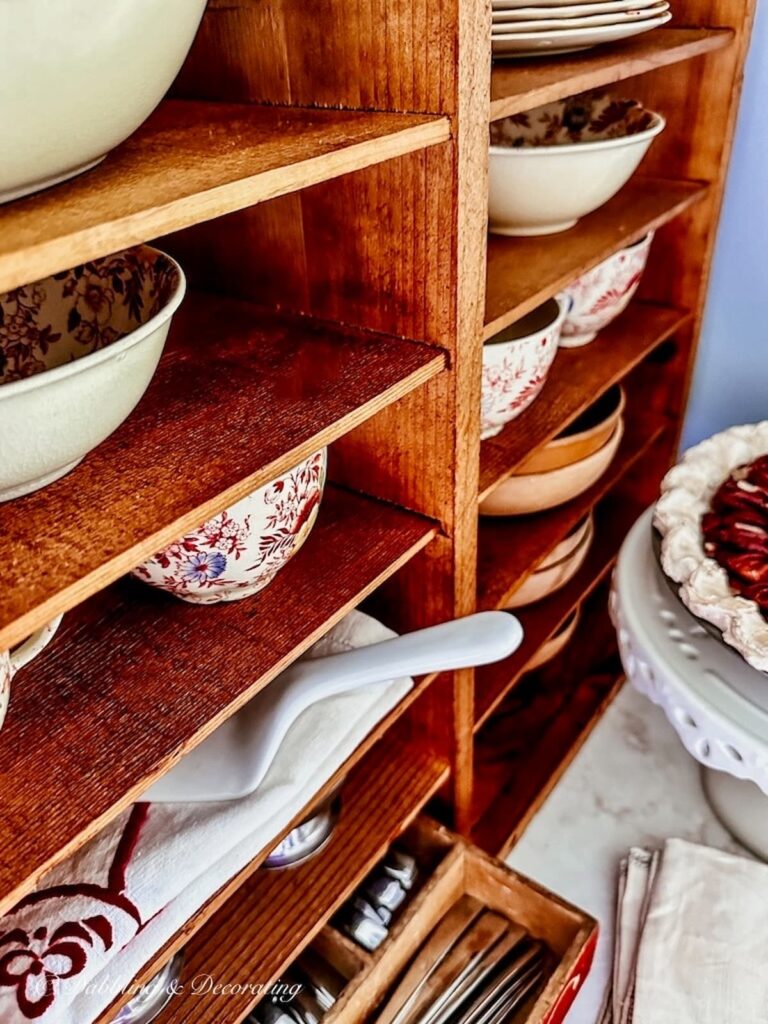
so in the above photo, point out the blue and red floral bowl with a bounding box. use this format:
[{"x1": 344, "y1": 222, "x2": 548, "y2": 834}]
[{"x1": 132, "y1": 450, "x2": 328, "y2": 604}]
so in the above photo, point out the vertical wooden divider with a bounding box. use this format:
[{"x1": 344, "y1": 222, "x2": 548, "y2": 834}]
[{"x1": 163, "y1": 0, "x2": 492, "y2": 831}]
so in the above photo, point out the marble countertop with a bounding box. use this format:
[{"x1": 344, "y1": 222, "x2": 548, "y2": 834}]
[{"x1": 506, "y1": 683, "x2": 746, "y2": 1024}]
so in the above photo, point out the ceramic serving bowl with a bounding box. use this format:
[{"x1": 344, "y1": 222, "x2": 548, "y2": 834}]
[
  {"x1": 561, "y1": 234, "x2": 654, "y2": 347},
  {"x1": 515, "y1": 385, "x2": 626, "y2": 474},
  {"x1": 480, "y1": 417, "x2": 624, "y2": 515},
  {"x1": 0, "y1": 0, "x2": 207, "y2": 203},
  {"x1": 1, "y1": 617, "x2": 62, "y2": 734},
  {"x1": 506, "y1": 513, "x2": 593, "y2": 607},
  {"x1": 0, "y1": 247, "x2": 184, "y2": 502},
  {"x1": 264, "y1": 784, "x2": 343, "y2": 870},
  {"x1": 488, "y1": 93, "x2": 665, "y2": 235},
  {"x1": 526, "y1": 608, "x2": 581, "y2": 672},
  {"x1": 134, "y1": 450, "x2": 327, "y2": 604},
  {"x1": 482, "y1": 297, "x2": 566, "y2": 440},
  {"x1": 116, "y1": 952, "x2": 185, "y2": 1024}
]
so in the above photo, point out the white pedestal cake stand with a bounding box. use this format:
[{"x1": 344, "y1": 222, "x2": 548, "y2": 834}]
[{"x1": 611, "y1": 507, "x2": 768, "y2": 859}]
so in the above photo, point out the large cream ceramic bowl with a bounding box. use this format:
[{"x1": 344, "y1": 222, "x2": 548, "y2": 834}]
[
  {"x1": 480, "y1": 417, "x2": 624, "y2": 515},
  {"x1": 0, "y1": 246, "x2": 185, "y2": 501},
  {"x1": 489, "y1": 94, "x2": 665, "y2": 236},
  {"x1": 0, "y1": 0, "x2": 207, "y2": 202}
]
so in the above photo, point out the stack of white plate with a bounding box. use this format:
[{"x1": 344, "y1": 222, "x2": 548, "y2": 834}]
[{"x1": 492, "y1": 0, "x2": 672, "y2": 58}]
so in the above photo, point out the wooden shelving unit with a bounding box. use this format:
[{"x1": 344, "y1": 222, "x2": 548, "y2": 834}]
[{"x1": 0, "y1": 4, "x2": 757, "y2": 1023}]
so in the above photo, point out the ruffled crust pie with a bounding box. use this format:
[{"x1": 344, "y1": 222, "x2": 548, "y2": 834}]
[{"x1": 654, "y1": 422, "x2": 768, "y2": 672}]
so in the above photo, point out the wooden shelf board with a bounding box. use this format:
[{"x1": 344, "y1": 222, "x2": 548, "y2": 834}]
[
  {"x1": 484, "y1": 178, "x2": 707, "y2": 340},
  {"x1": 472, "y1": 587, "x2": 624, "y2": 854},
  {"x1": 0, "y1": 101, "x2": 450, "y2": 293},
  {"x1": 478, "y1": 405, "x2": 667, "y2": 613},
  {"x1": 148, "y1": 739, "x2": 448, "y2": 1024},
  {"x1": 0, "y1": 292, "x2": 446, "y2": 652},
  {"x1": 479, "y1": 301, "x2": 689, "y2": 500},
  {"x1": 474, "y1": 490, "x2": 650, "y2": 731},
  {"x1": 490, "y1": 29, "x2": 734, "y2": 121},
  {"x1": 0, "y1": 487, "x2": 437, "y2": 916}
]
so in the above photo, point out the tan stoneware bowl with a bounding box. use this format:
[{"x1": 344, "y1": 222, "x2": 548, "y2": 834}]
[
  {"x1": 506, "y1": 513, "x2": 593, "y2": 608},
  {"x1": 515, "y1": 385, "x2": 626, "y2": 475},
  {"x1": 479, "y1": 417, "x2": 624, "y2": 516},
  {"x1": 526, "y1": 608, "x2": 581, "y2": 673}
]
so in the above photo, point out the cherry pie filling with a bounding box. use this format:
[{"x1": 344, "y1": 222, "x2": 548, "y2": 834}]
[{"x1": 702, "y1": 455, "x2": 768, "y2": 616}]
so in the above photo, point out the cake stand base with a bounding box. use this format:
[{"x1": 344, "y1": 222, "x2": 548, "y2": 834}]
[{"x1": 701, "y1": 766, "x2": 768, "y2": 860}]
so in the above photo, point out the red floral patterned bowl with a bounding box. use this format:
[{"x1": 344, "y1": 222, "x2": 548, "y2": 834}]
[
  {"x1": 561, "y1": 233, "x2": 653, "y2": 347},
  {"x1": 0, "y1": 246, "x2": 184, "y2": 502},
  {"x1": 482, "y1": 297, "x2": 566, "y2": 440},
  {"x1": 133, "y1": 450, "x2": 328, "y2": 604}
]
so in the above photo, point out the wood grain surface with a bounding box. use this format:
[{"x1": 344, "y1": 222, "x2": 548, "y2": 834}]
[
  {"x1": 0, "y1": 101, "x2": 450, "y2": 292},
  {"x1": 98, "y1": 736, "x2": 449, "y2": 1024},
  {"x1": 479, "y1": 302, "x2": 689, "y2": 499},
  {"x1": 484, "y1": 179, "x2": 707, "y2": 339},
  {"x1": 0, "y1": 292, "x2": 445, "y2": 651},
  {"x1": 490, "y1": 29, "x2": 734, "y2": 121},
  {"x1": 0, "y1": 487, "x2": 436, "y2": 916}
]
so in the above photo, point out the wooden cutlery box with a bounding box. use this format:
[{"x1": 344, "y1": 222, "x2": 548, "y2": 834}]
[{"x1": 314, "y1": 817, "x2": 597, "y2": 1024}]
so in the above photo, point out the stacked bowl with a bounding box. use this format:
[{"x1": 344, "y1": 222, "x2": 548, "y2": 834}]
[{"x1": 492, "y1": 0, "x2": 672, "y2": 59}]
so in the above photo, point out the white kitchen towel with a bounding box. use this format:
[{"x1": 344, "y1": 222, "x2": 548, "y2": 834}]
[
  {"x1": 632, "y1": 838, "x2": 768, "y2": 1024},
  {"x1": 0, "y1": 610, "x2": 412, "y2": 1024},
  {"x1": 615, "y1": 848, "x2": 658, "y2": 1024}
]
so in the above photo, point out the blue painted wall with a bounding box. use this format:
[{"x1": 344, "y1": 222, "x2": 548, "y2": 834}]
[{"x1": 682, "y1": 5, "x2": 768, "y2": 448}]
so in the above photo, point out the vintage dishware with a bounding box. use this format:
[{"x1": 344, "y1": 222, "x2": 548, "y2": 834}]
[
  {"x1": 515, "y1": 386, "x2": 626, "y2": 474},
  {"x1": 264, "y1": 788, "x2": 343, "y2": 869},
  {"x1": 0, "y1": 0, "x2": 207, "y2": 202},
  {"x1": 491, "y1": 10, "x2": 671, "y2": 56},
  {"x1": 144, "y1": 611, "x2": 523, "y2": 802},
  {"x1": 479, "y1": 417, "x2": 624, "y2": 515},
  {"x1": 527, "y1": 608, "x2": 581, "y2": 672},
  {"x1": 1, "y1": 617, "x2": 62, "y2": 733},
  {"x1": 489, "y1": 94, "x2": 665, "y2": 233},
  {"x1": 481, "y1": 297, "x2": 566, "y2": 440},
  {"x1": 506, "y1": 514, "x2": 593, "y2": 607},
  {"x1": 493, "y1": 0, "x2": 668, "y2": 18},
  {"x1": 493, "y1": 3, "x2": 668, "y2": 32},
  {"x1": 133, "y1": 450, "x2": 327, "y2": 604},
  {"x1": 561, "y1": 235, "x2": 653, "y2": 347},
  {"x1": 0, "y1": 246, "x2": 185, "y2": 501},
  {"x1": 115, "y1": 952, "x2": 185, "y2": 1023}
]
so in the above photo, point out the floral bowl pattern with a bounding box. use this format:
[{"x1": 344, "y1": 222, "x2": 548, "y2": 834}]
[
  {"x1": 1, "y1": 0, "x2": 207, "y2": 202},
  {"x1": 482, "y1": 297, "x2": 566, "y2": 440},
  {"x1": 133, "y1": 450, "x2": 327, "y2": 604},
  {"x1": 0, "y1": 246, "x2": 185, "y2": 501},
  {"x1": 1, "y1": 617, "x2": 62, "y2": 735},
  {"x1": 561, "y1": 233, "x2": 653, "y2": 347},
  {"x1": 488, "y1": 90, "x2": 665, "y2": 235}
]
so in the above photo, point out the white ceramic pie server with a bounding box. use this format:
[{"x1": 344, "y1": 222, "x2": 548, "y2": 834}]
[{"x1": 144, "y1": 611, "x2": 523, "y2": 803}]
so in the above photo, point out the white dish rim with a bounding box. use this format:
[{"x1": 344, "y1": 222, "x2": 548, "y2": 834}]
[
  {"x1": 491, "y1": 10, "x2": 671, "y2": 43},
  {"x1": 489, "y1": 111, "x2": 665, "y2": 156}
]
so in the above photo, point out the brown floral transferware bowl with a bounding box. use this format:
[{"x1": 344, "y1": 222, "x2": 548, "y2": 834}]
[{"x1": 0, "y1": 246, "x2": 185, "y2": 501}]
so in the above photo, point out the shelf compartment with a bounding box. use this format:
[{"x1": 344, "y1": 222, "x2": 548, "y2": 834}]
[
  {"x1": 0, "y1": 100, "x2": 450, "y2": 293},
  {"x1": 479, "y1": 301, "x2": 688, "y2": 500},
  {"x1": 474, "y1": 487, "x2": 651, "y2": 731},
  {"x1": 472, "y1": 587, "x2": 623, "y2": 856},
  {"x1": 490, "y1": 28, "x2": 734, "y2": 122},
  {"x1": 0, "y1": 486, "x2": 437, "y2": 917},
  {"x1": 478, "y1": 401, "x2": 668, "y2": 612},
  {"x1": 484, "y1": 178, "x2": 707, "y2": 341},
  {"x1": 95, "y1": 737, "x2": 449, "y2": 1024},
  {"x1": 0, "y1": 291, "x2": 446, "y2": 652}
]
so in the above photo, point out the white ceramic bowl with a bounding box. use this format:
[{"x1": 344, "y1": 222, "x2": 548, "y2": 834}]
[
  {"x1": 480, "y1": 417, "x2": 624, "y2": 515},
  {"x1": 489, "y1": 93, "x2": 665, "y2": 235},
  {"x1": 0, "y1": 246, "x2": 185, "y2": 501},
  {"x1": 506, "y1": 514, "x2": 594, "y2": 607},
  {"x1": 0, "y1": 0, "x2": 207, "y2": 203},
  {"x1": 133, "y1": 450, "x2": 328, "y2": 604},
  {"x1": 561, "y1": 234, "x2": 654, "y2": 347},
  {"x1": 482, "y1": 297, "x2": 566, "y2": 440}
]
